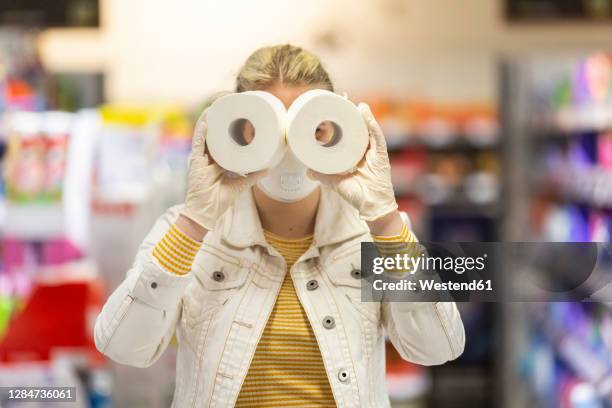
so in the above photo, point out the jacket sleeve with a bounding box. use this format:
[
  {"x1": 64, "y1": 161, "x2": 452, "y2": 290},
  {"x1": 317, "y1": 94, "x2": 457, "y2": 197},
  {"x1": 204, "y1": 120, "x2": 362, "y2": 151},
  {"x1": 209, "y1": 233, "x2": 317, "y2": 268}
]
[
  {"x1": 382, "y1": 301, "x2": 465, "y2": 366},
  {"x1": 373, "y1": 214, "x2": 466, "y2": 365},
  {"x1": 94, "y1": 204, "x2": 194, "y2": 367}
]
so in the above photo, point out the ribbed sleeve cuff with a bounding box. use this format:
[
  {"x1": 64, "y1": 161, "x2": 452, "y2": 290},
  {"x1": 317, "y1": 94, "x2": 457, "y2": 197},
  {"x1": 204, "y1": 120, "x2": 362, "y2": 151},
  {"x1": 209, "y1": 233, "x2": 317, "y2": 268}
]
[
  {"x1": 372, "y1": 223, "x2": 422, "y2": 259},
  {"x1": 152, "y1": 224, "x2": 202, "y2": 275}
]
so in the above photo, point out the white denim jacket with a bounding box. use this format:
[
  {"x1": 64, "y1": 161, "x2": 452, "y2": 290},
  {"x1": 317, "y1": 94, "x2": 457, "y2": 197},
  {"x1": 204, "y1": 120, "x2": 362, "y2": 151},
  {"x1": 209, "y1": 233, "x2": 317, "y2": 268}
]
[{"x1": 94, "y1": 186, "x2": 465, "y2": 408}]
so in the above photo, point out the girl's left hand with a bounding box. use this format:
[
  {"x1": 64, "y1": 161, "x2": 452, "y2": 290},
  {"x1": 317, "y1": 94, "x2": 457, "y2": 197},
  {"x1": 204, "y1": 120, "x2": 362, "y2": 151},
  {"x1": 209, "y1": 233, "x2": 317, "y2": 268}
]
[{"x1": 307, "y1": 103, "x2": 398, "y2": 223}]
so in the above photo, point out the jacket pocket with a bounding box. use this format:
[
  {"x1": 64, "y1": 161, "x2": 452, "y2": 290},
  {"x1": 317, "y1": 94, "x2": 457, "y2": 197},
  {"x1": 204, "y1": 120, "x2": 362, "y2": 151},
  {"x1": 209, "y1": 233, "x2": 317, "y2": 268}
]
[
  {"x1": 179, "y1": 248, "x2": 250, "y2": 352},
  {"x1": 323, "y1": 251, "x2": 381, "y2": 325},
  {"x1": 193, "y1": 247, "x2": 249, "y2": 291}
]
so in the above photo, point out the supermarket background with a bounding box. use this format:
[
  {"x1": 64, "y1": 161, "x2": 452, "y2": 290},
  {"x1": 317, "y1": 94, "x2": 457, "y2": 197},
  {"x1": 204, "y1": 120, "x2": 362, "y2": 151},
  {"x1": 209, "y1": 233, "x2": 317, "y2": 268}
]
[{"x1": 1, "y1": 0, "x2": 612, "y2": 407}]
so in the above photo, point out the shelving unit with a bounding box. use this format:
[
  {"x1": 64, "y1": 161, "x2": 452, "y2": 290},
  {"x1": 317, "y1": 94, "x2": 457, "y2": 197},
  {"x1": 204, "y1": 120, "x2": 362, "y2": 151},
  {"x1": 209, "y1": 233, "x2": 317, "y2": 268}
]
[{"x1": 501, "y1": 52, "x2": 612, "y2": 408}]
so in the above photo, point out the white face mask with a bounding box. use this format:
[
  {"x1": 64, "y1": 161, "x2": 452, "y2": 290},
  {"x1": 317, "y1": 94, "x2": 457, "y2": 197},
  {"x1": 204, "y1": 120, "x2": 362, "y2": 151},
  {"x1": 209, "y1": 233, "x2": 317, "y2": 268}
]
[{"x1": 257, "y1": 149, "x2": 320, "y2": 202}]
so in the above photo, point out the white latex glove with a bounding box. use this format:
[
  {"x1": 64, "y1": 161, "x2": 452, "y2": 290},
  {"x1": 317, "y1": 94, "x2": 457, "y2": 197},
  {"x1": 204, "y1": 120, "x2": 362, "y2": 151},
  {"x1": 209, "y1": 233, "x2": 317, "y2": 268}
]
[
  {"x1": 307, "y1": 103, "x2": 398, "y2": 222},
  {"x1": 180, "y1": 109, "x2": 267, "y2": 231}
]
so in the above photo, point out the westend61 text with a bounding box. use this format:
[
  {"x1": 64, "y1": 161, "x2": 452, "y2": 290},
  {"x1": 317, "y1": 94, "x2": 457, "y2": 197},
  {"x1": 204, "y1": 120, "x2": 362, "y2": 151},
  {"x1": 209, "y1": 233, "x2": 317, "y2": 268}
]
[{"x1": 373, "y1": 279, "x2": 493, "y2": 292}]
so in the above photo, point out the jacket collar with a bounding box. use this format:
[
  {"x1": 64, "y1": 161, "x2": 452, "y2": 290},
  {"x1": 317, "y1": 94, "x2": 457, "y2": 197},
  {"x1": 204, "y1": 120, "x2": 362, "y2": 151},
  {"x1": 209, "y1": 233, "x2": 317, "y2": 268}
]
[{"x1": 218, "y1": 186, "x2": 369, "y2": 250}]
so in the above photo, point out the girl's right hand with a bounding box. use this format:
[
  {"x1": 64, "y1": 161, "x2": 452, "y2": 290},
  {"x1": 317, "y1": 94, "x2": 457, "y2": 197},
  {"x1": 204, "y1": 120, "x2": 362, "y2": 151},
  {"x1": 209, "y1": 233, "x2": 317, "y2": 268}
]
[{"x1": 179, "y1": 109, "x2": 267, "y2": 234}]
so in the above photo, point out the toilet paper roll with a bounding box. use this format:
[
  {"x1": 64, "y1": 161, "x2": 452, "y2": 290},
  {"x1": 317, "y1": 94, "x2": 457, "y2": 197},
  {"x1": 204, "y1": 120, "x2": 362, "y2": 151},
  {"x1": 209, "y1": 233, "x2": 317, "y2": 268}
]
[
  {"x1": 206, "y1": 91, "x2": 287, "y2": 174},
  {"x1": 287, "y1": 90, "x2": 369, "y2": 174}
]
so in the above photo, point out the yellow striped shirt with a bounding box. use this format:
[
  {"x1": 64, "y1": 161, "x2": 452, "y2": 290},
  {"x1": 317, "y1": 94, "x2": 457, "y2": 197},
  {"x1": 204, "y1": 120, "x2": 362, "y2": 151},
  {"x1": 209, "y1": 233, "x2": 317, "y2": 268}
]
[{"x1": 236, "y1": 230, "x2": 336, "y2": 407}]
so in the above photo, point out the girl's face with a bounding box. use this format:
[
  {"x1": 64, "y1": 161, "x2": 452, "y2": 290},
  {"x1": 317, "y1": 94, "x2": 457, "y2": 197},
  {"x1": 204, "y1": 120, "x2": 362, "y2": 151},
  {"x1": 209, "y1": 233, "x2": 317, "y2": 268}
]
[{"x1": 238, "y1": 83, "x2": 335, "y2": 146}]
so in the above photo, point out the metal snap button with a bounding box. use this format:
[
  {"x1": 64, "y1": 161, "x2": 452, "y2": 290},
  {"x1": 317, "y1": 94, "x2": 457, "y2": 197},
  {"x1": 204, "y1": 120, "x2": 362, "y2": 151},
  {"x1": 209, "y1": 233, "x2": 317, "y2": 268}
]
[
  {"x1": 212, "y1": 270, "x2": 225, "y2": 282},
  {"x1": 306, "y1": 280, "x2": 319, "y2": 291},
  {"x1": 350, "y1": 268, "x2": 361, "y2": 279},
  {"x1": 322, "y1": 316, "x2": 335, "y2": 329},
  {"x1": 338, "y1": 369, "x2": 350, "y2": 383},
  {"x1": 150, "y1": 282, "x2": 158, "y2": 289}
]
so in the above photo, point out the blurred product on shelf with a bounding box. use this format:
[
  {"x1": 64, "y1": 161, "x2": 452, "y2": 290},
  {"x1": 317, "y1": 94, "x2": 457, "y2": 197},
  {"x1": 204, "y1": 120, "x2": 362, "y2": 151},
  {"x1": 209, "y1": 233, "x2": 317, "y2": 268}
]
[
  {"x1": 4, "y1": 111, "x2": 70, "y2": 203},
  {"x1": 2, "y1": 110, "x2": 97, "y2": 243},
  {"x1": 368, "y1": 98, "x2": 499, "y2": 151},
  {"x1": 0, "y1": 29, "x2": 46, "y2": 112},
  {"x1": 5, "y1": 112, "x2": 46, "y2": 202},
  {"x1": 0, "y1": 261, "x2": 103, "y2": 363},
  {"x1": 525, "y1": 53, "x2": 612, "y2": 242},
  {"x1": 93, "y1": 104, "x2": 191, "y2": 207},
  {"x1": 519, "y1": 303, "x2": 612, "y2": 407}
]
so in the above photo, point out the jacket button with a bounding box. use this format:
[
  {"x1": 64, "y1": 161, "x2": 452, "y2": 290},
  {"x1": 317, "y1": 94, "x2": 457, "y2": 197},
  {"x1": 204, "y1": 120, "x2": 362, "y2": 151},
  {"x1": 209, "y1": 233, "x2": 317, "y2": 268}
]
[
  {"x1": 306, "y1": 280, "x2": 319, "y2": 291},
  {"x1": 350, "y1": 268, "x2": 361, "y2": 279},
  {"x1": 212, "y1": 271, "x2": 225, "y2": 282},
  {"x1": 338, "y1": 369, "x2": 350, "y2": 383},
  {"x1": 151, "y1": 282, "x2": 158, "y2": 289},
  {"x1": 322, "y1": 316, "x2": 335, "y2": 329}
]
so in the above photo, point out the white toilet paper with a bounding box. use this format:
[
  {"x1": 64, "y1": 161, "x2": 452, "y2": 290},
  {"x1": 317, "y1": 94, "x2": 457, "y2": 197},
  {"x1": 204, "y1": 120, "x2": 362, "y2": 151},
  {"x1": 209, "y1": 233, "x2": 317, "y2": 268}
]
[
  {"x1": 286, "y1": 89, "x2": 369, "y2": 174},
  {"x1": 206, "y1": 91, "x2": 287, "y2": 174}
]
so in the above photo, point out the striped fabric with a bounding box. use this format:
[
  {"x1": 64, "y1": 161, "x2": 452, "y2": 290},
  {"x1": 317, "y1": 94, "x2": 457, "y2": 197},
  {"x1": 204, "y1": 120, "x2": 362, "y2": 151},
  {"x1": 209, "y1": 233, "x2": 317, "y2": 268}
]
[
  {"x1": 372, "y1": 222, "x2": 418, "y2": 245},
  {"x1": 236, "y1": 230, "x2": 336, "y2": 407},
  {"x1": 152, "y1": 223, "x2": 201, "y2": 275},
  {"x1": 372, "y1": 223, "x2": 422, "y2": 273}
]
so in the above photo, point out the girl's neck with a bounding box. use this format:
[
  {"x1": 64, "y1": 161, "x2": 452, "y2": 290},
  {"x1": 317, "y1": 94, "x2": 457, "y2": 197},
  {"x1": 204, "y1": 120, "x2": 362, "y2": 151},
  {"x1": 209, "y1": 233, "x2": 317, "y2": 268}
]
[{"x1": 252, "y1": 186, "x2": 320, "y2": 239}]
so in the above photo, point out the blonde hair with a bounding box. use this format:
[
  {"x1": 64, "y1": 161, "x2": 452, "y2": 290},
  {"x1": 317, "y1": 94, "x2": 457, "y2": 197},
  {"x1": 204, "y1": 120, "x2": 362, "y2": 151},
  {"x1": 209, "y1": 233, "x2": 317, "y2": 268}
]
[{"x1": 236, "y1": 44, "x2": 334, "y2": 92}]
